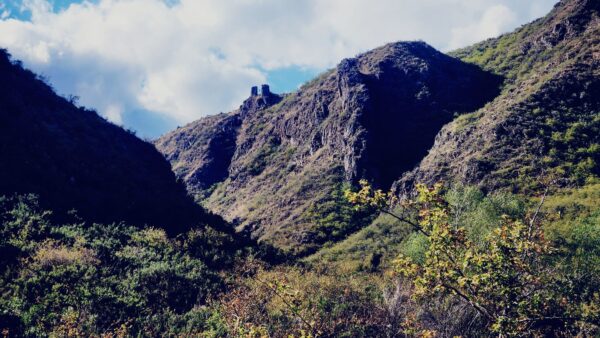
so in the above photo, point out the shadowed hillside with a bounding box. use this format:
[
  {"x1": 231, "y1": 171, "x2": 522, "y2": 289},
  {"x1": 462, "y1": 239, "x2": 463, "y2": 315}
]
[
  {"x1": 157, "y1": 42, "x2": 502, "y2": 254},
  {"x1": 0, "y1": 49, "x2": 220, "y2": 233}
]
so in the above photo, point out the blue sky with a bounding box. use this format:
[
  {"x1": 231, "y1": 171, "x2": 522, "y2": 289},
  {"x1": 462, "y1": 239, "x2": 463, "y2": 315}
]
[
  {"x1": 2, "y1": 0, "x2": 319, "y2": 95},
  {"x1": 2, "y1": 0, "x2": 92, "y2": 20},
  {"x1": 0, "y1": 0, "x2": 557, "y2": 138}
]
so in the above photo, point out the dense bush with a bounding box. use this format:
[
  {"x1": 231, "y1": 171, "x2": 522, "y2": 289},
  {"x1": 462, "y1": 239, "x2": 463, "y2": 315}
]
[
  {"x1": 215, "y1": 262, "x2": 392, "y2": 337},
  {"x1": 2, "y1": 181, "x2": 599, "y2": 337},
  {"x1": 0, "y1": 195, "x2": 238, "y2": 337},
  {"x1": 307, "y1": 184, "x2": 527, "y2": 273},
  {"x1": 346, "y1": 181, "x2": 600, "y2": 336}
]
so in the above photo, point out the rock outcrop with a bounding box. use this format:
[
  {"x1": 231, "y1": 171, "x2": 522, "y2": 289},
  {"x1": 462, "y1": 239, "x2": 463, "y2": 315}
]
[{"x1": 156, "y1": 41, "x2": 502, "y2": 253}]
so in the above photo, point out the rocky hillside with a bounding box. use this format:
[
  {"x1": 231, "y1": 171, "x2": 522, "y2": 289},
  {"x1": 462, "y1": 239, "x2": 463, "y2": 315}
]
[
  {"x1": 309, "y1": 0, "x2": 599, "y2": 267},
  {"x1": 156, "y1": 42, "x2": 501, "y2": 254},
  {"x1": 0, "y1": 49, "x2": 222, "y2": 234},
  {"x1": 395, "y1": 0, "x2": 599, "y2": 195}
]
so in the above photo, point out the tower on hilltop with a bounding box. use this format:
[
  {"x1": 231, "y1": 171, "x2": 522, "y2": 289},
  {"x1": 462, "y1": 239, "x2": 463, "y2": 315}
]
[{"x1": 250, "y1": 84, "x2": 271, "y2": 96}]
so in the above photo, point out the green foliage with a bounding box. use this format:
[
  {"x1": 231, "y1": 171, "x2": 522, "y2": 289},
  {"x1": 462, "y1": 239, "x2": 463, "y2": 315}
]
[
  {"x1": 544, "y1": 183, "x2": 600, "y2": 234},
  {"x1": 445, "y1": 185, "x2": 526, "y2": 245},
  {"x1": 303, "y1": 183, "x2": 376, "y2": 246},
  {"x1": 452, "y1": 111, "x2": 483, "y2": 132},
  {"x1": 454, "y1": 23, "x2": 541, "y2": 81},
  {"x1": 347, "y1": 182, "x2": 600, "y2": 336},
  {"x1": 247, "y1": 137, "x2": 281, "y2": 176},
  {"x1": 305, "y1": 210, "x2": 414, "y2": 273},
  {"x1": 310, "y1": 183, "x2": 526, "y2": 272},
  {"x1": 544, "y1": 112, "x2": 600, "y2": 183},
  {"x1": 398, "y1": 232, "x2": 428, "y2": 265},
  {"x1": 4, "y1": 182, "x2": 598, "y2": 337},
  {"x1": 0, "y1": 195, "x2": 239, "y2": 337}
]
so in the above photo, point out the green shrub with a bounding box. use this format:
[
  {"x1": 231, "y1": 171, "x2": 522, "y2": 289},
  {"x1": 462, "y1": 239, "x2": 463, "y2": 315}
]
[{"x1": 0, "y1": 195, "x2": 232, "y2": 337}]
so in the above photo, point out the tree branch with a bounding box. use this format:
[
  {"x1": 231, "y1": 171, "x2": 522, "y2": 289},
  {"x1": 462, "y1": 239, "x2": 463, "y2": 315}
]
[
  {"x1": 528, "y1": 184, "x2": 550, "y2": 240},
  {"x1": 441, "y1": 283, "x2": 493, "y2": 321},
  {"x1": 379, "y1": 208, "x2": 429, "y2": 237}
]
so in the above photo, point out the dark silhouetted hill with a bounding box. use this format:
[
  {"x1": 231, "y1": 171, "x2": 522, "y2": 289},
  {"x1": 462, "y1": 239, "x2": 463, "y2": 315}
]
[{"x1": 0, "y1": 49, "x2": 219, "y2": 234}]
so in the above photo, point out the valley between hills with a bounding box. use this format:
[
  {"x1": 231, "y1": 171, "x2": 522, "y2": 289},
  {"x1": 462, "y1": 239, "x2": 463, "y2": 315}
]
[{"x1": 1, "y1": 0, "x2": 599, "y2": 336}]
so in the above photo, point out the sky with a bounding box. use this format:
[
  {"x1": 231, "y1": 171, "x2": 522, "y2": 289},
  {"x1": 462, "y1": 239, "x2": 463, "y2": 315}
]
[{"x1": 0, "y1": 0, "x2": 558, "y2": 138}]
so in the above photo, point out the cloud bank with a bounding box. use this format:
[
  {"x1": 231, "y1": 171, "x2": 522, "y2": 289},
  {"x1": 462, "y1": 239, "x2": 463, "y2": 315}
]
[{"x1": 0, "y1": 0, "x2": 557, "y2": 137}]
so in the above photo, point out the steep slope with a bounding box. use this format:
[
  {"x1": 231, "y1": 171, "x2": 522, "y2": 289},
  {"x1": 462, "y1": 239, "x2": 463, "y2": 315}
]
[
  {"x1": 314, "y1": 0, "x2": 600, "y2": 267},
  {"x1": 157, "y1": 42, "x2": 501, "y2": 254},
  {"x1": 0, "y1": 51, "x2": 283, "y2": 336},
  {"x1": 396, "y1": 0, "x2": 600, "y2": 195},
  {"x1": 0, "y1": 49, "x2": 219, "y2": 234},
  {"x1": 157, "y1": 92, "x2": 281, "y2": 199}
]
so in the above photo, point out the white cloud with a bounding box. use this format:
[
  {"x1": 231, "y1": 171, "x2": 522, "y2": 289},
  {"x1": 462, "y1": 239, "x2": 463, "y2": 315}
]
[
  {"x1": 0, "y1": 0, "x2": 558, "y2": 137},
  {"x1": 105, "y1": 103, "x2": 124, "y2": 124},
  {"x1": 449, "y1": 4, "x2": 518, "y2": 49}
]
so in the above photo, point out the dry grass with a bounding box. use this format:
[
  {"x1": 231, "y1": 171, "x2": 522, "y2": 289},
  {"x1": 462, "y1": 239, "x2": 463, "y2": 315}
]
[{"x1": 32, "y1": 241, "x2": 99, "y2": 267}]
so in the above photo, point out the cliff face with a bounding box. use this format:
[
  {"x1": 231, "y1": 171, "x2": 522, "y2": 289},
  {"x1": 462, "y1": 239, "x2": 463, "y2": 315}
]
[
  {"x1": 305, "y1": 0, "x2": 600, "y2": 266},
  {"x1": 156, "y1": 42, "x2": 501, "y2": 254},
  {"x1": 156, "y1": 1, "x2": 598, "y2": 256},
  {"x1": 156, "y1": 91, "x2": 282, "y2": 198},
  {"x1": 394, "y1": 0, "x2": 600, "y2": 195},
  {"x1": 0, "y1": 50, "x2": 221, "y2": 234},
  {"x1": 156, "y1": 112, "x2": 242, "y2": 197}
]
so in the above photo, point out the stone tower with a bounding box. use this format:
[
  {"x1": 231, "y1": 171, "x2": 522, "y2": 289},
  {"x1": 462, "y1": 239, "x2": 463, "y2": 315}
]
[{"x1": 260, "y1": 84, "x2": 270, "y2": 96}]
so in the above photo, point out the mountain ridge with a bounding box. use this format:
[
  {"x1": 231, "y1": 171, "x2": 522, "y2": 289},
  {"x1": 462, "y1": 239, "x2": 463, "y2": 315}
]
[
  {"x1": 156, "y1": 41, "x2": 502, "y2": 253},
  {"x1": 2, "y1": 0, "x2": 600, "y2": 335},
  {"x1": 394, "y1": 0, "x2": 599, "y2": 196},
  {"x1": 313, "y1": 0, "x2": 600, "y2": 267}
]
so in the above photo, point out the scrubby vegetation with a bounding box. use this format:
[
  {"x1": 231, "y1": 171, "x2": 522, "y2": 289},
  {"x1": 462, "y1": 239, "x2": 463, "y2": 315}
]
[
  {"x1": 1, "y1": 1, "x2": 599, "y2": 336},
  {"x1": 307, "y1": 184, "x2": 526, "y2": 272},
  {"x1": 208, "y1": 182, "x2": 599, "y2": 337},
  {"x1": 1, "y1": 183, "x2": 598, "y2": 337},
  {"x1": 342, "y1": 181, "x2": 600, "y2": 336},
  {"x1": 0, "y1": 194, "x2": 254, "y2": 337}
]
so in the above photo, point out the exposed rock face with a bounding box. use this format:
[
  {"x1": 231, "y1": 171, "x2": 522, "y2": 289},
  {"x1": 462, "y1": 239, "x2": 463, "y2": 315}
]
[
  {"x1": 347, "y1": 43, "x2": 503, "y2": 188},
  {"x1": 156, "y1": 113, "x2": 242, "y2": 196},
  {"x1": 156, "y1": 91, "x2": 283, "y2": 198},
  {"x1": 310, "y1": 0, "x2": 600, "y2": 266},
  {"x1": 394, "y1": 0, "x2": 600, "y2": 196},
  {"x1": 156, "y1": 41, "x2": 501, "y2": 253},
  {"x1": 0, "y1": 49, "x2": 220, "y2": 234}
]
